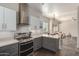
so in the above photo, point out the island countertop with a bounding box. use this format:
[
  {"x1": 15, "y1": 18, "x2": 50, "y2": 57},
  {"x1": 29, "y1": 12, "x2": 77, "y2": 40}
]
[{"x1": 42, "y1": 34, "x2": 60, "y2": 39}]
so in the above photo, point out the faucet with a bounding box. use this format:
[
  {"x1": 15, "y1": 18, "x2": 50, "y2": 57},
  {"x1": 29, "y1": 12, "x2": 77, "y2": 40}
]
[{"x1": 29, "y1": 32, "x2": 32, "y2": 38}]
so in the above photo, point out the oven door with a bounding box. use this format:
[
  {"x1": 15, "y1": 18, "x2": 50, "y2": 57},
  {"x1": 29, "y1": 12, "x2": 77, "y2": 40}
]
[{"x1": 20, "y1": 40, "x2": 33, "y2": 56}]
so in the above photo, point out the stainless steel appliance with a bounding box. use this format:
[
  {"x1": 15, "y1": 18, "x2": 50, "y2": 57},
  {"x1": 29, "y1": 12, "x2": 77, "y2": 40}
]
[
  {"x1": 19, "y1": 40, "x2": 33, "y2": 56},
  {"x1": 15, "y1": 32, "x2": 33, "y2": 56}
]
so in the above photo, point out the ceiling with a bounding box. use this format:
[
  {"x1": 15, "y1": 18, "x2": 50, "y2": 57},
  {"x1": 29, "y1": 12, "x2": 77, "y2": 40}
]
[
  {"x1": 28, "y1": 3, "x2": 42, "y2": 12},
  {"x1": 28, "y1": 3, "x2": 79, "y2": 22},
  {"x1": 42, "y1": 3, "x2": 79, "y2": 22}
]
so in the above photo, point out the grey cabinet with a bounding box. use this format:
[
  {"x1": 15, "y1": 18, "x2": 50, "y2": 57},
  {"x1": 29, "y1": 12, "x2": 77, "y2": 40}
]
[
  {"x1": 0, "y1": 43, "x2": 18, "y2": 56},
  {"x1": 33, "y1": 37, "x2": 42, "y2": 51},
  {"x1": 42, "y1": 37, "x2": 59, "y2": 51},
  {"x1": 33, "y1": 36, "x2": 60, "y2": 52}
]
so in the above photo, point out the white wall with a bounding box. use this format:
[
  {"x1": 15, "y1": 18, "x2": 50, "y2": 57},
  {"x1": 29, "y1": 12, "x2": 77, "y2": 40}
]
[
  {"x1": 0, "y1": 3, "x2": 19, "y2": 11},
  {"x1": 60, "y1": 20, "x2": 78, "y2": 37},
  {"x1": 60, "y1": 20, "x2": 79, "y2": 48}
]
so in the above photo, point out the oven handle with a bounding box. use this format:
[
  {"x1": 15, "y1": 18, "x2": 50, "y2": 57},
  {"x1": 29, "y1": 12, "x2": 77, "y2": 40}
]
[{"x1": 20, "y1": 40, "x2": 33, "y2": 45}]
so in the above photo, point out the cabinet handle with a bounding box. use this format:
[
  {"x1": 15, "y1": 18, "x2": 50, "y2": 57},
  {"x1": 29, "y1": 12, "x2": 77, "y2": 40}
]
[
  {"x1": 2, "y1": 24, "x2": 7, "y2": 30},
  {"x1": 2, "y1": 24, "x2": 4, "y2": 29},
  {"x1": 5, "y1": 24, "x2": 7, "y2": 29},
  {"x1": 4, "y1": 24, "x2": 7, "y2": 29}
]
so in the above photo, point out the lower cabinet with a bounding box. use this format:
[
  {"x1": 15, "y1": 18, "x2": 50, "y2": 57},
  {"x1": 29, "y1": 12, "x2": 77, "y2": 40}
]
[
  {"x1": 33, "y1": 36, "x2": 59, "y2": 52},
  {"x1": 0, "y1": 43, "x2": 18, "y2": 56},
  {"x1": 42, "y1": 37, "x2": 59, "y2": 51},
  {"x1": 33, "y1": 37, "x2": 42, "y2": 51}
]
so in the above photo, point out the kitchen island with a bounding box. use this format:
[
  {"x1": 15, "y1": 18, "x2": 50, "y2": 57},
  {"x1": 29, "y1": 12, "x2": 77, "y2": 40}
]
[{"x1": 32, "y1": 34, "x2": 62, "y2": 52}]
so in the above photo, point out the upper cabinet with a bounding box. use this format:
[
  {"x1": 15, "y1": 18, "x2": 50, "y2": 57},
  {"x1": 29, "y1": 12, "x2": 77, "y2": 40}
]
[
  {"x1": 18, "y1": 3, "x2": 29, "y2": 25},
  {"x1": 0, "y1": 6, "x2": 4, "y2": 31},
  {"x1": 0, "y1": 6, "x2": 16, "y2": 31},
  {"x1": 29, "y1": 16, "x2": 43, "y2": 30},
  {"x1": 5, "y1": 8, "x2": 16, "y2": 31}
]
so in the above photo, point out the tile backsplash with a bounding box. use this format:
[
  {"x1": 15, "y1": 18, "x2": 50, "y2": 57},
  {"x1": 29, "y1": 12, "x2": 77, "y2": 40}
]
[
  {"x1": 16, "y1": 25, "x2": 43, "y2": 35},
  {"x1": 0, "y1": 31, "x2": 14, "y2": 39},
  {"x1": 16, "y1": 25, "x2": 30, "y2": 33}
]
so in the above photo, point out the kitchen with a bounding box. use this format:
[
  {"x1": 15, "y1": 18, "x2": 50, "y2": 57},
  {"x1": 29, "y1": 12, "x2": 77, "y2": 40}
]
[{"x1": 0, "y1": 3, "x2": 79, "y2": 56}]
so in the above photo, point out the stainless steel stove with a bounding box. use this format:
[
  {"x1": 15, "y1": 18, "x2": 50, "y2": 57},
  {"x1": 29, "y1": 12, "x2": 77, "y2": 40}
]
[{"x1": 15, "y1": 32, "x2": 33, "y2": 56}]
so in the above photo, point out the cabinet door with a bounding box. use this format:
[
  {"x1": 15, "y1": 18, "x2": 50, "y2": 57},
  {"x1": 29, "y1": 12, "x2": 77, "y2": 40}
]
[
  {"x1": 43, "y1": 37, "x2": 59, "y2": 51},
  {"x1": 29, "y1": 16, "x2": 42, "y2": 29},
  {"x1": 42, "y1": 37, "x2": 49, "y2": 49},
  {"x1": 0, "y1": 43, "x2": 18, "y2": 56},
  {"x1": 0, "y1": 6, "x2": 4, "y2": 31},
  {"x1": 33, "y1": 37, "x2": 42, "y2": 51},
  {"x1": 33, "y1": 38, "x2": 38, "y2": 51},
  {"x1": 4, "y1": 8, "x2": 16, "y2": 31}
]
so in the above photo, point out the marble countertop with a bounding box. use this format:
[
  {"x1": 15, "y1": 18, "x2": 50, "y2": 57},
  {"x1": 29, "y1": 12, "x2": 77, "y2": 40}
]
[
  {"x1": 19, "y1": 34, "x2": 60, "y2": 43},
  {"x1": 42, "y1": 34, "x2": 60, "y2": 39},
  {"x1": 0, "y1": 38, "x2": 19, "y2": 47},
  {"x1": 0, "y1": 34, "x2": 60, "y2": 47}
]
